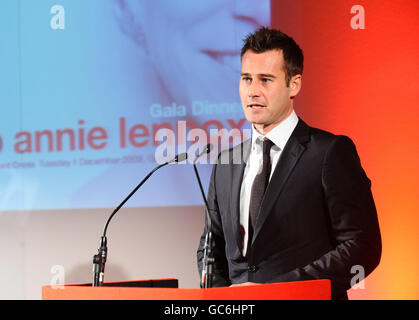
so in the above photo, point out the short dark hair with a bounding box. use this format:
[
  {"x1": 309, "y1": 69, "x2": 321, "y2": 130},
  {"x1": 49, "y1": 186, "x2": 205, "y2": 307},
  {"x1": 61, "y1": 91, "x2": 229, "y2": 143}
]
[{"x1": 241, "y1": 27, "x2": 304, "y2": 86}]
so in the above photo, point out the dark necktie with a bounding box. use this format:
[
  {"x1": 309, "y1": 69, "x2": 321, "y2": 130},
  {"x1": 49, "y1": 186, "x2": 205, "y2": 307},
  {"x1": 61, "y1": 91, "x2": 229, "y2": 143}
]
[{"x1": 248, "y1": 138, "x2": 274, "y2": 250}]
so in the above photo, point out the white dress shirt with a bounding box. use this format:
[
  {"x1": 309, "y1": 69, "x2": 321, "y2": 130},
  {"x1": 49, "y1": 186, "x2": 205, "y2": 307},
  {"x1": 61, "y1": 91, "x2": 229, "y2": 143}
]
[{"x1": 239, "y1": 110, "x2": 299, "y2": 256}]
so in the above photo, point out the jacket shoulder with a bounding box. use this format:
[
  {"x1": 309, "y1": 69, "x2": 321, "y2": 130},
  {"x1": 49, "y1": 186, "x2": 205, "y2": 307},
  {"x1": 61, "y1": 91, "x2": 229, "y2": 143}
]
[
  {"x1": 305, "y1": 123, "x2": 354, "y2": 147},
  {"x1": 296, "y1": 120, "x2": 358, "y2": 158}
]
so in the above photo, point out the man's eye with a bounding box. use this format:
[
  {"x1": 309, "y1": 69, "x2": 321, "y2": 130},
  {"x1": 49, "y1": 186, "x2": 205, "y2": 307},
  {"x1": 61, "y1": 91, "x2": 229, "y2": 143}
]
[
  {"x1": 242, "y1": 77, "x2": 251, "y2": 82},
  {"x1": 262, "y1": 78, "x2": 271, "y2": 83}
]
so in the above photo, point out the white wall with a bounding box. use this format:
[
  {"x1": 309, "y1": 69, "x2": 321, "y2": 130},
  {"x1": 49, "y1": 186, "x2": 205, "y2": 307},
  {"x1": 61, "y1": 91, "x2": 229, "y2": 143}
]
[{"x1": 0, "y1": 206, "x2": 205, "y2": 299}]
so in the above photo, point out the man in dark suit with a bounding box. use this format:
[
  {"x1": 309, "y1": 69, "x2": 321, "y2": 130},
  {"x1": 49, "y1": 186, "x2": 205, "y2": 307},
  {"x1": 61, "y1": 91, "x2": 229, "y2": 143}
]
[{"x1": 197, "y1": 27, "x2": 381, "y2": 300}]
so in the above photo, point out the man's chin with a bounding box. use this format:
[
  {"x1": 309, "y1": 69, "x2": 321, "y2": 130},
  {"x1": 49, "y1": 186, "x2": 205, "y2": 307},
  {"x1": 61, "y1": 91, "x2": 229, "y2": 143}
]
[
  {"x1": 244, "y1": 114, "x2": 263, "y2": 124},
  {"x1": 248, "y1": 119, "x2": 266, "y2": 127}
]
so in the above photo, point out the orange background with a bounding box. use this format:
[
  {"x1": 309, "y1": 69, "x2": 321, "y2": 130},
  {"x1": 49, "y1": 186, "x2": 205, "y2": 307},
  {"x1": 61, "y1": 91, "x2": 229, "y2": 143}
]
[{"x1": 272, "y1": 0, "x2": 419, "y2": 299}]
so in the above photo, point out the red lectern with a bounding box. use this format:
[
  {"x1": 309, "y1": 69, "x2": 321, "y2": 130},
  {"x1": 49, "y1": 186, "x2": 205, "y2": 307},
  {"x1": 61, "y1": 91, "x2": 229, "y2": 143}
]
[{"x1": 42, "y1": 278, "x2": 331, "y2": 300}]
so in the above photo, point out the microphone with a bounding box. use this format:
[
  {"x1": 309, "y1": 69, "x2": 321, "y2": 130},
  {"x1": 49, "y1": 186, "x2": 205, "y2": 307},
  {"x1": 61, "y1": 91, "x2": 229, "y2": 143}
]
[
  {"x1": 170, "y1": 152, "x2": 188, "y2": 164},
  {"x1": 92, "y1": 152, "x2": 188, "y2": 287},
  {"x1": 191, "y1": 143, "x2": 215, "y2": 288},
  {"x1": 193, "y1": 144, "x2": 213, "y2": 165}
]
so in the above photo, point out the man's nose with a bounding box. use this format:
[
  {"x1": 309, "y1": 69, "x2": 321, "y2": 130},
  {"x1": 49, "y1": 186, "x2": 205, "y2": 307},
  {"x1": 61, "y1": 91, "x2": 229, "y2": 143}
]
[{"x1": 247, "y1": 81, "x2": 261, "y2": 97}]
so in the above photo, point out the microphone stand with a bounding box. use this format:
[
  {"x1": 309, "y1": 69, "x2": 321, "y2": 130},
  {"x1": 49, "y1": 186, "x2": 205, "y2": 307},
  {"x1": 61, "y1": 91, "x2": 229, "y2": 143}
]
[
  {"x1": 92, "y1": 153, "x2": 187, "y2": 287},
  {"x1": 192, "y1": 144, "x2": 215, "y2": 289},
  {"x1": 200, "y1": 210, "x2": 214, "y2": 289}
]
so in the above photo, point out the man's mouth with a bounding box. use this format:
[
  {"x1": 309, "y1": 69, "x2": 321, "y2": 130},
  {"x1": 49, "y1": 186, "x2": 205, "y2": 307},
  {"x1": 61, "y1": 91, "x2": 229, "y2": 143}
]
[{"x1": 247, "y1": 104, "x2": 266, "y2": 109}]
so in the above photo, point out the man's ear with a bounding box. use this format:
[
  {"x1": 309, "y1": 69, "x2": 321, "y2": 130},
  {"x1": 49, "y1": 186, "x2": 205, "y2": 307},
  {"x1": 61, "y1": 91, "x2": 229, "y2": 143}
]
[{"x1": 289, "y1": 74, "x2": 302, "y2": 99}]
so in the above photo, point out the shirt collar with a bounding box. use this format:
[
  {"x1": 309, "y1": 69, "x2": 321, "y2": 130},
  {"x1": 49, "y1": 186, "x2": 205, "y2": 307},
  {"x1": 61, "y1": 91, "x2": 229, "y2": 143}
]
[{"x1": 251, "y1": 109, "x2": 299, "y2": 150}]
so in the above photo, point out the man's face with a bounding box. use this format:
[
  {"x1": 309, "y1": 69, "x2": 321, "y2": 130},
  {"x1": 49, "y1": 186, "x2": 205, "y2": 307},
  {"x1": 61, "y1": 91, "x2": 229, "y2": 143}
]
[{"x1": 239, "y1": 49, "x2": 300, "y2": 134}]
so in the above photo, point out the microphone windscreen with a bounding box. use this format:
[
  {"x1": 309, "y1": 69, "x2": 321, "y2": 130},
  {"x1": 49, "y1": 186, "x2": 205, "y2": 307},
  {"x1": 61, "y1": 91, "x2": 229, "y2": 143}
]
[{"x1": 206, "y1": 143, "x2": 214, "y2": 154}]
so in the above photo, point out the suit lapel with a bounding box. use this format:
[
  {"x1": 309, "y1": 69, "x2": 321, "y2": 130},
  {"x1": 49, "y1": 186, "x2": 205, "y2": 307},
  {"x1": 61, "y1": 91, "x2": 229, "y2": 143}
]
[
  {"x1": 229, "y1": 139, "x2": 251, "y2": 252},
  {"x1": 252, "y1": 119, "x2": 310, "y2": 244}
]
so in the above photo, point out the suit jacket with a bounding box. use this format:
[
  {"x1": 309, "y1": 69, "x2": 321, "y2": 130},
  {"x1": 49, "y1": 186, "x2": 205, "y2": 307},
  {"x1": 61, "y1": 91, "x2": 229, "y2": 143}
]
[{"x1": 197, "y1": 118, "x2": 382, "y2": 300}]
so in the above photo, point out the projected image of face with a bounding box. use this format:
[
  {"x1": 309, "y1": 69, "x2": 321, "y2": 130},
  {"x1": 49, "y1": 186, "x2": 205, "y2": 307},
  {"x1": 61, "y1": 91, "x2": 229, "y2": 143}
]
[
  {"x1": 115, "y1": 0, "x2": 271, "y2": 106},
  {"x1": 0, "y1": 1, "x2": 272, "y2": 211}
]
